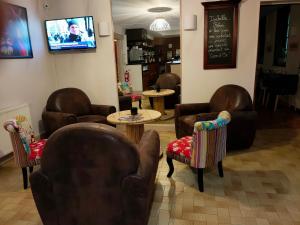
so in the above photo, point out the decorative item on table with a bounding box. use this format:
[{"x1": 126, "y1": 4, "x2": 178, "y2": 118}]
[
  {"x1": 118, "y1": 114, "x2": 143, "y2": 121},
  {"x1": 155, "y1": 84, "x2": 161, "y2": 92},
  {"x1": 131, "y1": 107, "x2": 138, "y2": 115}
]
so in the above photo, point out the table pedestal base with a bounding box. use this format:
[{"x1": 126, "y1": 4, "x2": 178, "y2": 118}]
[
  {"x1": 126, "y1": 124, "x2": 144, "y2": 144},
  {"x1": 153, "y1": 97, "x2": 165, "y2": 115}
]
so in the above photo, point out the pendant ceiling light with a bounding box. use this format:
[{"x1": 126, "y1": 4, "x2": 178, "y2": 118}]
[
  {"x1": 148, "y1": 7, "x2": 172, "y2": 32},
  {"x1": 150, "y1": 18, "x2": 171, "y2": 31}
]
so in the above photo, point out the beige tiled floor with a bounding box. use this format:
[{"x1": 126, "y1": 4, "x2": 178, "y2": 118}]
[{"x1": 0, "y1": 129, "x2": 300, "y2": 225}]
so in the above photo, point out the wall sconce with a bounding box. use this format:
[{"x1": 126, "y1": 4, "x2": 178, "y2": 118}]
[
  {"x1": 98, "y1": 21, "x2": 110, "y2": 37},
  {"x1": 183, "y1": 15, "x2": 197, "y2": 30}
]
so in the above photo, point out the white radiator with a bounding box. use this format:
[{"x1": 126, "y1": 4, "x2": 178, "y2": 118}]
[{"x1": 0, "y1": 103, "x2": 32, "y2": 158}]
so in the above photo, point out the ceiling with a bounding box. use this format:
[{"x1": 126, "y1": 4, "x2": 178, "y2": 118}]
[{"x1": 112, "y1": 0, "x2": 180, "y2": 37}]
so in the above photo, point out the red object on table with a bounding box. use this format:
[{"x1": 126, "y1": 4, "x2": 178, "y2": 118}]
[{"x1": 124, "y1": 92, "x2": 142, "y2": 108}]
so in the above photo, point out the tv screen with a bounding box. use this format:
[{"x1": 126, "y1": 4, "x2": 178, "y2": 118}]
[{"x1": 45, "y1": 16, "x2": 96, "y2": 51}]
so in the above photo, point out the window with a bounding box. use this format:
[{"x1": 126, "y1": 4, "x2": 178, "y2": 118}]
[{"x1": 273, "y1": 5, "x2": 290, "y2": 67}]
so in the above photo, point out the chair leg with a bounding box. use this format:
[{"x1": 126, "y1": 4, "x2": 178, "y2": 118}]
[
  {"x1": 197, "y1": 168, "x2": 204, "y2": 192},
  {"x1": 21, "y1": 167, "x2": 28, "y2": 189},
  {"x1": 166, "y1": 157, "x2": 174, "y2": 177},
  {"x1": 29, "y1": 166, "x2": 33, "y2": 174},
  {"x1": 274, "y1": 95, "x2": 279, "y2": 112},
  {"x1": 218, "y1": 161, "x2": 224, "y2": 177}
]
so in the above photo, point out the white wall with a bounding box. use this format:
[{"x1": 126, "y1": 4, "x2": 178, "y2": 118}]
[
  {"x1": 113, "y1": 23, "x2": 125, "y2": 35},
  {"x1": 181, "y1": 0, "x2": 297, "y2": 104},
  {"x1": 0, "y1": 0, "x2": 118, "y2": 143},
  {"x1": 181, "y1": 0, "x2": 260, "y2": 103},
  {"x1": 0, "y1": 0, "x2": 55, "y2": 134},
  {"x1": 44, "y1": 0, "x2": 119, "y2": 108}
]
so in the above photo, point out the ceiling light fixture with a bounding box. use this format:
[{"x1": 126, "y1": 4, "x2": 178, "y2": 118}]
[
  {"x1": 148, "y1": 7, "x2": 172, "y2": 32},
  {"x1": 150, "y1": 18, "x2": 171, "y2": 31}
]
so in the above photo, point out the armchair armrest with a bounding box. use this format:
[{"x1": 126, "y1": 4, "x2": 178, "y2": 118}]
[
  {"x1": 91, "y1": 104, "x2": 116, "y2": 116},
  {"x1": 175, "y1": 103, "x2": 210, "y2": 118},
  {"x1": 121, "y1": 130, "x2": 160, "y2": 225},
  {"x1": 137, "y1": 130, "x2": 160, "y2": 180},
  {"x1": 42, "y1": 111, "x2": 77, "y2": 137},
  {"x1": 227, "y1": 111, "x2": 257, "y2": 150},
  {"x1": 30, "y1": 170, "x2": 57, "y2": 225},
  {"x1": 175, "y1": 84, "x2": 181, "y2": 94},
  {"x1": 230, "y1": 110, "x2": 257, "y2": 121},
  {"x1": 197, "y1": 112, "x2": 219, "y2": 121}
]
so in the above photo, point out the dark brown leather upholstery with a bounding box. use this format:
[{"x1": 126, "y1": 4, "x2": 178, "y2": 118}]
[
  {"x1": 175, "y1": 85, "x2": 257, "y2": 150},
  {"x1": 150, "y1": 73, "x2": 181, "y2": 109},
  {"x1": 42, "y1": 88, "x2": 116, "y2": 137},
  {"x1": 30, "y1": 123, "x2": 160, "y2": 225}
]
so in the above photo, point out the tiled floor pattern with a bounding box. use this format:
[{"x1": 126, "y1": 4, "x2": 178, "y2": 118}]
[{"x1": 0, "y1": 129, "x2": 300, "y2": 225}]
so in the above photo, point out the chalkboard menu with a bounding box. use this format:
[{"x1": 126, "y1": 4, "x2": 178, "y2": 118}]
[{"x1": 202, "y1": 1, "x2": 239, "y2": 69}]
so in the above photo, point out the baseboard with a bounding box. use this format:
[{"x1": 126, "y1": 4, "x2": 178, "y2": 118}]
[{"x1": 0, "y1": 152, "x2": 13, "y2": 166}]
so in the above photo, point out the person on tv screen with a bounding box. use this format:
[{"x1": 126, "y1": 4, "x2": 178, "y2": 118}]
[{"x1": 64, "y1": 19, "x2": 82, "y2": 43}]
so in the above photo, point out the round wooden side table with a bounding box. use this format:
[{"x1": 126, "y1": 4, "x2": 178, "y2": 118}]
[
  {"x1": 142, "y1": 89, "x2": 175, "y2": 115},
  {"x1": 107, "y1": 109, "x2": 161, "y2": 144}
]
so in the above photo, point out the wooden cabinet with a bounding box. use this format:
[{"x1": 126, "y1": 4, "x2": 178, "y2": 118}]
[
  {"x1": 126, "y1": 29, "x2": 147, "y2": 41},
  {"x1": 126, "y1": 29, "x2": 156, "y2": 64}
]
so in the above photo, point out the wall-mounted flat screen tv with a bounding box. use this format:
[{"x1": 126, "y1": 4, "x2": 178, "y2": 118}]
[{"x1": 45, "y1": 16, "x2": 96, "y2": 52}]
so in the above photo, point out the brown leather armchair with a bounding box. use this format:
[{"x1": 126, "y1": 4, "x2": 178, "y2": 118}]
[
  {"x1": 30, "y1": 123, "x2": 160, "y2": 225},
  {"x1": 42, "y1": 88, "x2": 116, "y2": 137},
  {"x1": 150, "y1": 73, "x2": 181, "y2": 109},
  {"x1": 175, "y1": 84, "x2": 257, "y2": 150}
]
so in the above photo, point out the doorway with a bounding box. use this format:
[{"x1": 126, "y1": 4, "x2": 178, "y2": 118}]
[
  {"x1": 255, "y1": 3, "x2": 300, "y2": 129},
  {"x1": 111, "y1": 0, "x2": 181, "y2": 124}
]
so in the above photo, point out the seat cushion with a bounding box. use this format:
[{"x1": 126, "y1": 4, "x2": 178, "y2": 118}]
[
  {"x1": 29, "y1": 139, "x2": 46, "y2": 161},
  {"x1": 77, "y1": 115, "x2": 107, "y2": 123},
  {"x1": 167, "y1": 136, "x2": 192, "y2": 164},
  {"x1": 130, "y1": 94, "x2": 141, "y2": 101}
]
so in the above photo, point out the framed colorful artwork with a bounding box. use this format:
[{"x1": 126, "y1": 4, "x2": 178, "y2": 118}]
[{"x1": 0, "y1": 2, "x2": 33, "y2": 59}]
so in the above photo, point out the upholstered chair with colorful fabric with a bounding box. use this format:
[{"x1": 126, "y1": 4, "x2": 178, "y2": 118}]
[
  {"x1": 166, "y1": 111, "x2": 231, "y2": 192},
  {"x1": 3, "y1": 116, "x2": 46, "y2": 189}
]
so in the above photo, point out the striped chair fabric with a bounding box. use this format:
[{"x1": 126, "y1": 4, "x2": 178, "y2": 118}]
[
  {"x1": 166, "y1": 111, "x2": 231, "y2": 192},
  {"x1": 190, "y1": 111, "x2": 229, "y2": 168},
  {"x1": 3, "y1": 120, "x2": 41, "y2": 189}
]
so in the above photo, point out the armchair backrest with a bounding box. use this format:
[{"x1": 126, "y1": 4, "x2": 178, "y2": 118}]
[
  {"x1": 46, "y1": 88, "x2": 92, "y2": 116},
  {"x1": 209, "y1": 85, "x2": 253, "y2": 112},
  {"x1": 34, "y1": 123, "x2": 140, "y2": 225},
  {"x1": 156, "y1": 73, "x2": 180, "y2": 90},
  {"x1": 3, "y1": 119, "x2": 36, "y2": 168},
  {"x1": 191, "y1": 111, "x2": 231, "y2": 169}
]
